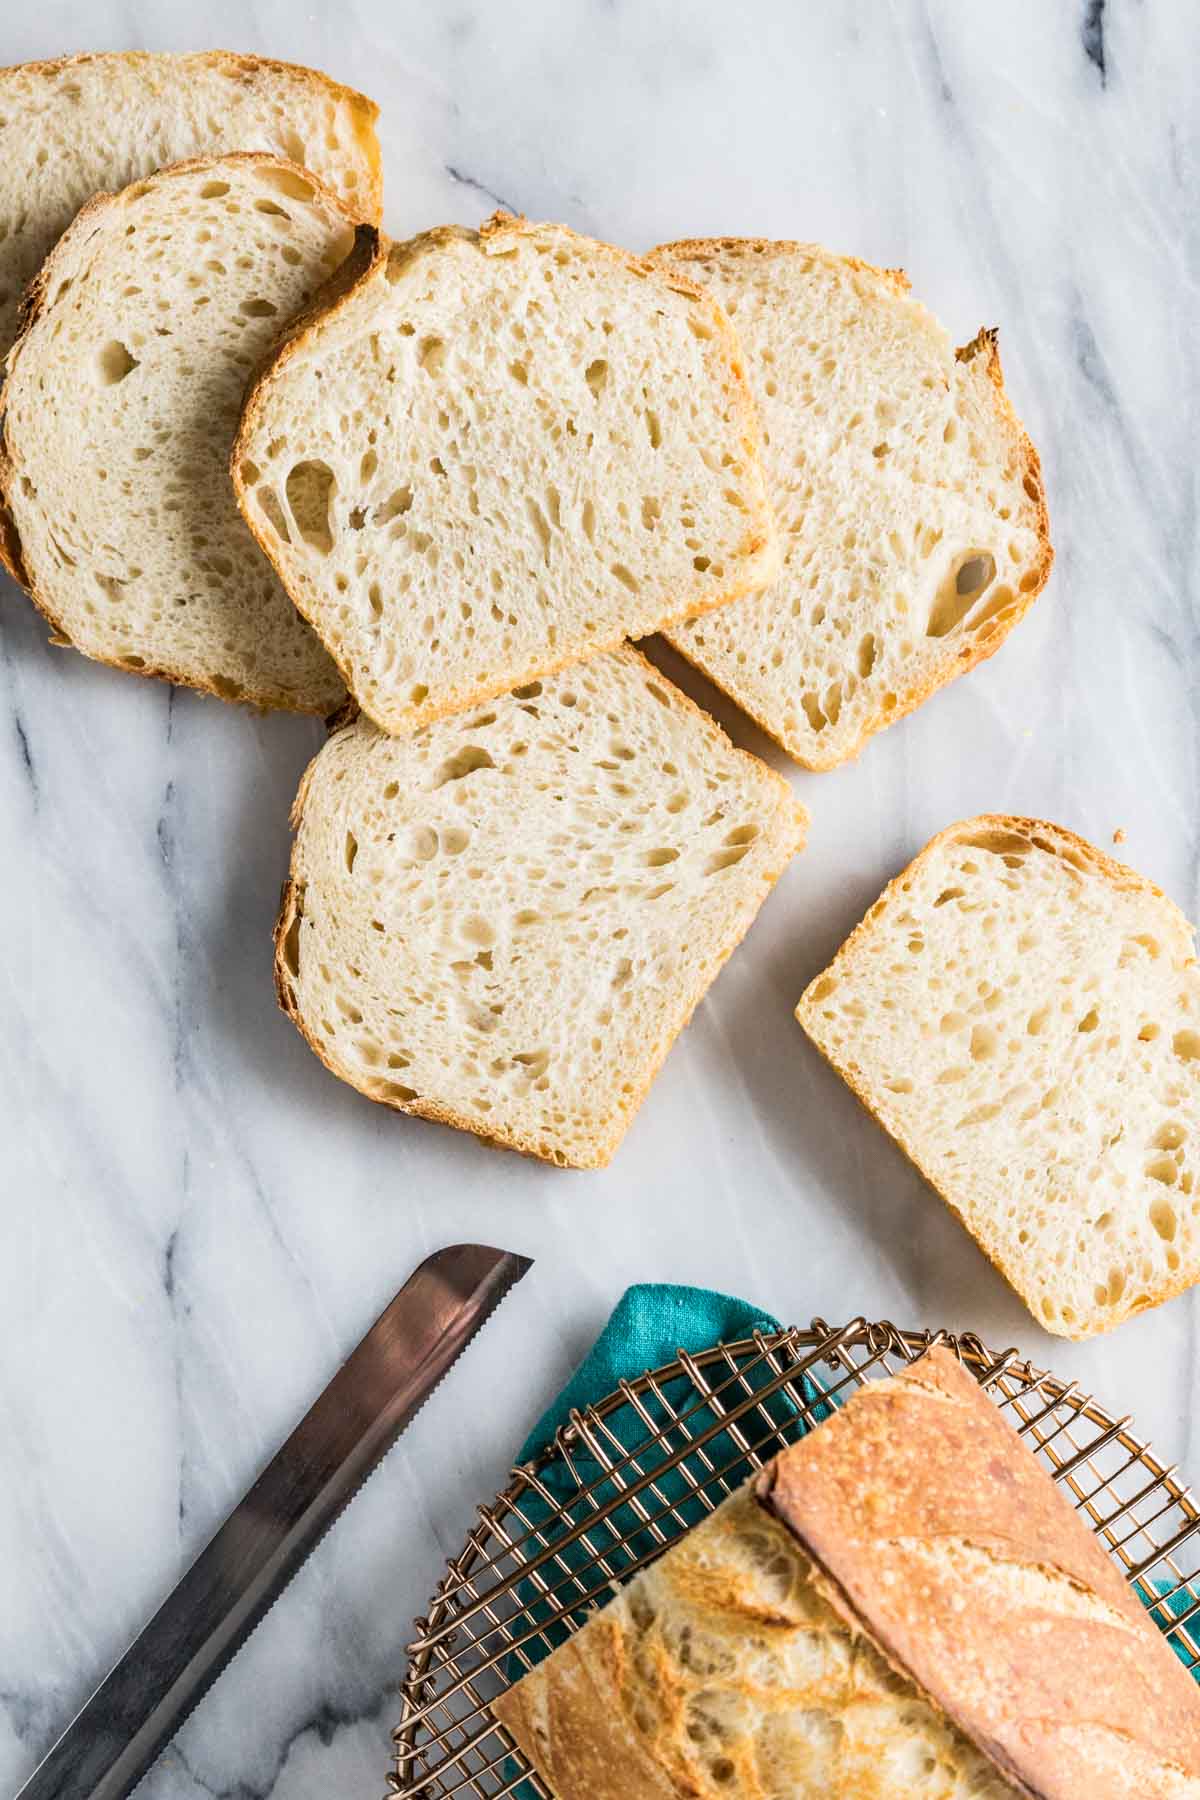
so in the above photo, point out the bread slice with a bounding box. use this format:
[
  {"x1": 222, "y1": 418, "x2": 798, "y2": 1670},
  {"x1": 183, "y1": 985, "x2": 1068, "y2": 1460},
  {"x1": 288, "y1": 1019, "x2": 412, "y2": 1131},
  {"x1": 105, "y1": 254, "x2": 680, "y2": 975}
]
[
  {"x1": 275, "y1": 646, "x2": 805, "y2": 1167},
  {"x1": 645, "y1": 240, "x2": 1052, "y2": 770},
  {"x1": 0, "y1": 155, "x2": 366, "y2": 711},
  {"x1": 797, "y1": 817, "x2": 1200, "y2": 1338},
  {"x1": 233, "y1": 212, "x2": 779, "y2": 736},
  {"x1": 0, "y1": 50, "x2": 381, "y2": 360},
  {"x1": 495, "y1": 1347, "x2": 1200, "y2": 1799}
]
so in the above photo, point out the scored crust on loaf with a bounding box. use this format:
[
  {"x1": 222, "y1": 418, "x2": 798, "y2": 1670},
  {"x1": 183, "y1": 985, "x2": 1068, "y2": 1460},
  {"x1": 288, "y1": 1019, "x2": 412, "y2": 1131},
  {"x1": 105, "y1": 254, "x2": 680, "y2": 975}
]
[
  {"x1": 646, "y1": 239, "x2": 1052, "y2": 771},
  {"x1": 0, "y1": 50, "x2": 381, "y2": 360},
  {"x1": 760, "y1": 1347, "x2": 1200, "y2": 1800},
  {"x1": 275, "y1": 646, "x2": 806, "y2": 1168},
  {"x1": 0, "y1": 154, "x2": 362, "y2": 711},
  {"x1": 494, "y1": 1347, "x2": 1200, "y2": 1800},
  {"x1": 797, "y1": 816, "x2": 1200, "y2": 1338},
  {"x1": 233, "y1": 211, "x2": 779, "y2": 736}
]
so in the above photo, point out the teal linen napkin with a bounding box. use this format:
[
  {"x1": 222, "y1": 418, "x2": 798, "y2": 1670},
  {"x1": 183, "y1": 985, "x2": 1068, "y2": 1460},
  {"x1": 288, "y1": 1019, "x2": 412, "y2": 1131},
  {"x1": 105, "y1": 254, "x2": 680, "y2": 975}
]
[
  {"x1": 518, "y1": 1282, "x2": 793, "y2": 1461},
  {"x1": 507, "y1": 1283, "x2": 824, "y2": 1688}
]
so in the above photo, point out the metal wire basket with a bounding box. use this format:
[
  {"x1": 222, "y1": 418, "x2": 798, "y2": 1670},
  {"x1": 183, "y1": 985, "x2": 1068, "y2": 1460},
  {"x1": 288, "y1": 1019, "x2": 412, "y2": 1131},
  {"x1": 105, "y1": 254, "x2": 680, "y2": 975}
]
[{"x1": 391, "y1": 1316, "x2": 1200, "y2": 1799}]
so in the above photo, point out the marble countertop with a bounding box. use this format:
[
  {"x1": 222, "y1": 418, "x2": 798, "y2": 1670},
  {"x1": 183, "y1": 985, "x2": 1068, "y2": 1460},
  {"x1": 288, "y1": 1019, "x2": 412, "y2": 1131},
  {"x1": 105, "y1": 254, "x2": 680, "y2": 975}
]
[{"x1": 3, "y1": 1, "x2": 1197, "y2": 1794}]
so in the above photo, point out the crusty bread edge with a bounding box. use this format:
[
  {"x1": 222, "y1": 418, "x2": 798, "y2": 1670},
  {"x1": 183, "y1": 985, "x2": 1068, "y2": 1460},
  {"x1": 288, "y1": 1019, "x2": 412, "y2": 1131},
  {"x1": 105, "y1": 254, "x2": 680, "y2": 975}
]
[
  {"x1": 796, "y1": 814, "x2": 1200, "y2": 1338},
  {"x1": 753, "y1": 1349, "x2": 1047, "y2": 1800},
  {"x1": 274, "y1": 645, "x2": 808, "y2": 1169},
  {"x1": 233, "y1": 210, "x2": 782, "y2": 738},
  {"x1": 755, "y1": 1343, "x2": 1200, "y2": 1800},
  {"x1": 491, "y1": 1618, "x2": 684, "y2": 1800},
  {"x1": 0, "y1": 152, "x2": 361, "y2": 714},
  {"x1": 0, "y1": 49, "x2": 383, "y2": 223},
  {"x1": 649, "y1": 239, "x2": 1054, "y2": 772}
]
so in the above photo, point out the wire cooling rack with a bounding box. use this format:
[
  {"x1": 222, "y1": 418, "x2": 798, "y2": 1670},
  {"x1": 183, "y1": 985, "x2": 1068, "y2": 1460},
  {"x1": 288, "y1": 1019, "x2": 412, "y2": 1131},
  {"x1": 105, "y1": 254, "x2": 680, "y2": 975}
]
[{"x1": 390, "y1": 1316, "x2": 1200, "y2": 1799}]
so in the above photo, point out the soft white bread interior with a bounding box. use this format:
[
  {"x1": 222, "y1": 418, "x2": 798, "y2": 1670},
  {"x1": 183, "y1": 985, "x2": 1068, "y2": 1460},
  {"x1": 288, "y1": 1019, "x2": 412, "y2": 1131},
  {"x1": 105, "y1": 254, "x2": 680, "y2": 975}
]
[
  {"x1": 0, "y1": 155, "x2": 360, "y2": 711},
  {"x1": 0, "y1": 49, "x2": 381, "y2": 359},
  {"x1": 647, "y1": 240, "x2": 1052, "y2": 770},
  {"x1": 275, "y1": 647, "x2": 805, "y2": 1167},
  {"x1": 797, "y1": 817, "x2": 1200, "y2": 1337},
  {"x1": 234, "y1": 212, "x2": 779, "y2": 736}
]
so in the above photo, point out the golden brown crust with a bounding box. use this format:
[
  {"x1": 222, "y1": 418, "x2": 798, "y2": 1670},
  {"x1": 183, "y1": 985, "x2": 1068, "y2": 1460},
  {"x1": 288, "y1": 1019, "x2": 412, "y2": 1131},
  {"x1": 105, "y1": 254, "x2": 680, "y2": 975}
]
[
  {"x1": 272, "y1": 645, "x2": 806, "y2": 1170},
  {"x1": 0, "y1": 50, "x2": 383, "y2": 223},
  {"x1": 0, "y1": 448, "x2": 29, "y2": 587},
  {"x1": 232, "y1": 211, "x2": 780, "y2": 738},
  {"x1": 758, "y1": 1346, "x2": 1200, "y2": 1799},
  {"x1": 648, "y1": 240, "x2": 1054, "y2": 773},
  {"x1": 0, "y1": 153, "x2": 357, "y2": 714},
  {"x1": 796, "y1": 816, "x2": 1198, "y2": 1335},
  {"x1": 492, "y1": 1618, "x2": 682, "y2": 1799}
]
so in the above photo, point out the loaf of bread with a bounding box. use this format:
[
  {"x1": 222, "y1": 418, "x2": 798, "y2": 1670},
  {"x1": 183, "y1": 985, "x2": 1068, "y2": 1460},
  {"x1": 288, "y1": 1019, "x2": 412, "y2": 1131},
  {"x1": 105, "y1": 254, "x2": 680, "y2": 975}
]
[
  {"x1": 274, "y1": 647, "x2": 805, "y2": 1167},
  {"x1": 0, "y1": 50, "x2": 381, "y2": 360},
  {"x1": 233, "y1": 212, "x2": 778, "y2": 736},
  {"x1": 796, "y1": 816, "x2": 1200, "y2": 1337},
  {"x1": 645, "y1": 239, "x2": 1052, "y2": 770},
  {"x1": 493, "y1": 1346, "x2": 1200, "y2": 1799},
  {"x1": 0, "y1": 155, "x2": 360, "y2": 711}
]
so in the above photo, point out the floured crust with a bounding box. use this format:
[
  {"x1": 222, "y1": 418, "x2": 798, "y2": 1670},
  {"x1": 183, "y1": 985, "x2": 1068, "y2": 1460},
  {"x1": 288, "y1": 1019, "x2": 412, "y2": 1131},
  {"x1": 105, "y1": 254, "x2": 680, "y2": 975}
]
[
  {"x1": 274, "y1": 645, "x2": 806, "y2": 1169},
  {"x1": 648, "y1": 238, "x2": 1054, "y2": 772},
  {"x1": 0, "y1": 153, "x2": 359, "y2": 713},
  {"x1": 796, "y1": 816, "x2": 1200, "y2": 1337},
  {"x1": 758, "y1": 1346, "x2": 1200, "y2": 1800},
  {"x1": 234, "y1": 210, "x2": 780, "y2": 738}
]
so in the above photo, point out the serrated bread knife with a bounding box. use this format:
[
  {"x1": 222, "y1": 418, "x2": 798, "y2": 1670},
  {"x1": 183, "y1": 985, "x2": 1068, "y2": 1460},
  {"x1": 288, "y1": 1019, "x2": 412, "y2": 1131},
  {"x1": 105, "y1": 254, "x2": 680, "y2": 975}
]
[{"x1": 16, "y1": 1242, "x2": 532, "y2": 1800}]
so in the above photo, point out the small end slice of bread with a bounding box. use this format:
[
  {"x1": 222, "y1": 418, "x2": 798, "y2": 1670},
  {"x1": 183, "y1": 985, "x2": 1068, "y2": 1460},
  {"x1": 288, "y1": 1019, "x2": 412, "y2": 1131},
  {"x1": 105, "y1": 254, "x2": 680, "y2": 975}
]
[
  {"x1": 234, "y1": 212, "x2": 779, "y2": 737},
  {"x1": 276, "y1": 646, "x2": 806, "y2": 1168},
  {"x1": 0, "y1": 154, "x2": 365, "y2": 711},
  {"x1": 647, "y1": 240, "x2": 1052, "y2": 771},
  {"x1": 0, "y1": 50, "x2": 381, "y2": 359},
  {"x1": 797, "y1": 817, "x2": 1200, "y2": 1338}
]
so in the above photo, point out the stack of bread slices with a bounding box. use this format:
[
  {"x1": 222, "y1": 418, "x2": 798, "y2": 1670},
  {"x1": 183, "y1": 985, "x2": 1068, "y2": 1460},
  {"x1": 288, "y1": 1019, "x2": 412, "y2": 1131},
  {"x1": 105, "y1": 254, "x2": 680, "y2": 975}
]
[
  {"x1": 4, "y1": 44, "x2": 1200, "y2": 1786},
  {"x1": 8, "y1": 48, "x2": 1197, "y2": 1347}
]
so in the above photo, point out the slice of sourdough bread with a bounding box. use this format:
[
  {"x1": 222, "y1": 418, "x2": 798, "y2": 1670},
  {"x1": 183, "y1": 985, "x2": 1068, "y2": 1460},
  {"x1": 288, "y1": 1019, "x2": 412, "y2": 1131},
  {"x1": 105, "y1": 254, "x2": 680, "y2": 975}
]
[
  {"x1": 646, "y1": 240, "x2": 1052, "y2": 771},
  {"x1": 0, "y1": 155, "x2": 363, "y2": 711},
  {"x1": 234, "y1": 212, "x2": 779, "y2": 737},
  {"x1": 0, "y1": 50, "x2": 381, "y2": 360},
  {"x1": 797, "y1": 817, "x2": 1200, "y2": 1338},
  {"x1": 275, "y1": 646, "x2": 806, "y2": 1168}
]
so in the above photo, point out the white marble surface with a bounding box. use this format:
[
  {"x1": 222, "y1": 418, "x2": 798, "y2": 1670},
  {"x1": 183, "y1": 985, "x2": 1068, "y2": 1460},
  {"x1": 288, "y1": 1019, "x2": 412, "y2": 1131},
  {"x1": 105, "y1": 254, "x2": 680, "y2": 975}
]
[{"x1": 2, "y1": 0, "x2": 1198, "y2": 1793}]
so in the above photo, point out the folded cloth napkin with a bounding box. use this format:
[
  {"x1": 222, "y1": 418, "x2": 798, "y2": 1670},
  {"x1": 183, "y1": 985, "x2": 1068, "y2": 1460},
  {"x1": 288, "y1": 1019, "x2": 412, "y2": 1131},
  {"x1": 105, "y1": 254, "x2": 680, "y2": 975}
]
[
  {"x1": 505, "y1": 1281, "x2": 823, "y2": 1699},
  {"x1": 506, "y1": 1283, "x2": 1196, "y2": 1685},
  {"x1": 518, "y1": 1281, "x2": 800, "y2": 1460}
]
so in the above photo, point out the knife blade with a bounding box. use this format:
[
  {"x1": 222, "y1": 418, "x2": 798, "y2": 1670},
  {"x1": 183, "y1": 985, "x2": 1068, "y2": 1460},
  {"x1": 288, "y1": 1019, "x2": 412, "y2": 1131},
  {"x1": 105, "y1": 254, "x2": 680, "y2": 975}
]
[{"x1": 17, "y1": 1241, "x2": 532, "y2": 1800}]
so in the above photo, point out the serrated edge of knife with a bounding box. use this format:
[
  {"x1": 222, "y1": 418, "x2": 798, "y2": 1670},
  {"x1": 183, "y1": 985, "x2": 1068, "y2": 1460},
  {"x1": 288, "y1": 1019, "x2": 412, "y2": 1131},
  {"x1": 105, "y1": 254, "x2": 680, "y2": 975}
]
[{"x1": 120, "y1": 1251, "x2": 531, "y2": 1795}]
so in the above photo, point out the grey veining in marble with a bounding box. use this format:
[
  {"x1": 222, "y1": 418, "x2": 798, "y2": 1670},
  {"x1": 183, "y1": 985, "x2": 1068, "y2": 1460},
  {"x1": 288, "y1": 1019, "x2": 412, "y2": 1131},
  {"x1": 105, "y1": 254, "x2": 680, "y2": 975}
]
[{"x1": 2, "y1": 1, "x2": 1198, "y2": 1794}]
